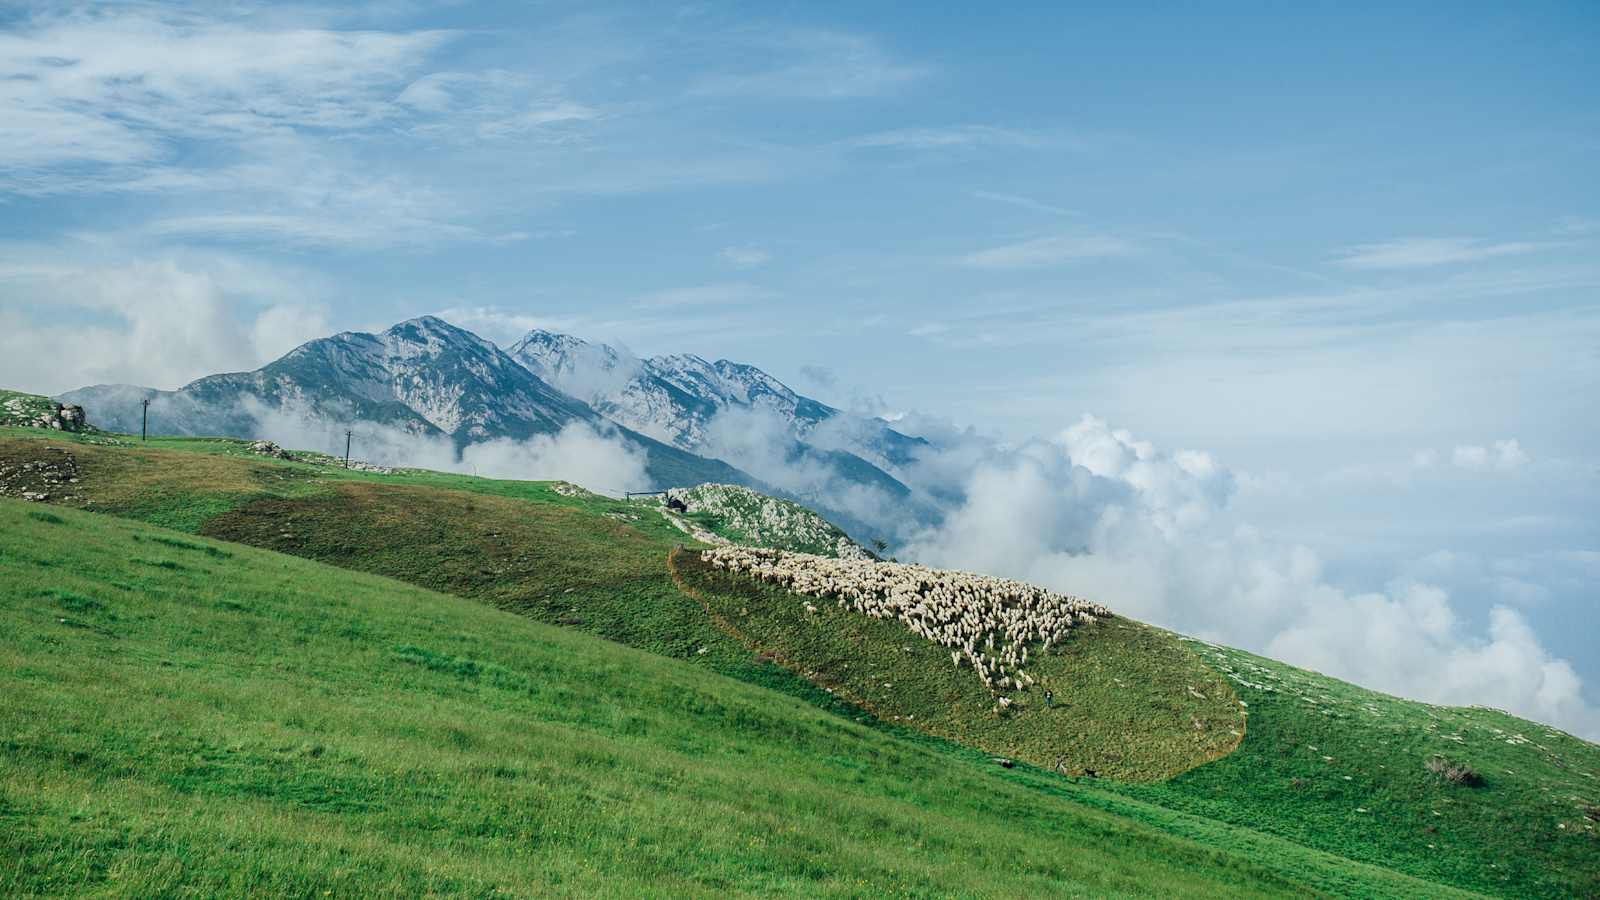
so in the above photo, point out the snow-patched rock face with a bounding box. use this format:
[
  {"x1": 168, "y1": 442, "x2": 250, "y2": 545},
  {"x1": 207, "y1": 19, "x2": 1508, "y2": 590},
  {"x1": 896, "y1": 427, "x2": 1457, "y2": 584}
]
[
  {"x1": 506, "y1": 328, "x2": 925, "y2": 474},
  {"x1": 66, "y1": 317, "x2": 598, "y2": 444},
  {"x1": 60, "y1": 318, "x2": 769, "y2": 491},
  {"x1": 341, "y1": 316, "x2": 591, "y2": 438}
]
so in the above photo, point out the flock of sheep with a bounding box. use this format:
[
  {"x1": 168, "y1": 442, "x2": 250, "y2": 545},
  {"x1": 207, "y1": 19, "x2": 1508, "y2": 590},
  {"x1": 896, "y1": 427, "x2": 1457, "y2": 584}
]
[{"x1": 700, "y1": 546, "x2": 1112, "y2": 698}]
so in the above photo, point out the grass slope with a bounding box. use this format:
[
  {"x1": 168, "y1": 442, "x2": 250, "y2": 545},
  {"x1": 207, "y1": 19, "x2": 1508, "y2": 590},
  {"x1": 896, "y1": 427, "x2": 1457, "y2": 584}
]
[
  {"x1": 672, "y1": 549, "x2": 1600, "y2": 898},
  {"x1": 4, "y1": 428, "x2": 1597, "y2": 896},
  {"x1": 1110, "y1": 640, "x2": 1600, "y2": 898},
  {"x1": 2, "y1": 500, "x2": 1447, "y2": 898},
  {"x1": 671, "y1": 549, "x2": 1244, "y2": 781}
]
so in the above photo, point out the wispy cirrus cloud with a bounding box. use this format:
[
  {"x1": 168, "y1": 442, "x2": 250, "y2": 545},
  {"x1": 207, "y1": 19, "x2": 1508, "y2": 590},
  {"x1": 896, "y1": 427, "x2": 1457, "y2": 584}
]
[
  {"x1": 843, "y1": 125, "x2": 1047, "y2": 151},
  {"x1": 688, "y1": 29, "x2": 926, "y2": 99},
  {"x1": 719, "y1": 246, "x2": 772, "y2": 268},
  {"x1": 634, "y1": 282, "x2": 777, "y2": 309},
  {"x1": 396, "y1": 70, "x2": 602, "y2": 141},
  {"x1": 0, "y1": 8, "x2": 453, "y2": 186},
  {"x1": 1334, "y1": 237, "x2": 1553, "y2": 269},
  {"x1": 130, "y1": 140, "x2": 527, "y2": 248},
  {"x1": 142, "y1": 213, "x2": 519, "y2": 248},
  {"x1": 957, "y1": 234, "x2": 1136, "y2": 269},
  {"x1": 970, "y1": 190, "x2": 1078, "y2": 217},
  {"x1": 0, "y1": 4, "x2": 606, "y2": 247}
]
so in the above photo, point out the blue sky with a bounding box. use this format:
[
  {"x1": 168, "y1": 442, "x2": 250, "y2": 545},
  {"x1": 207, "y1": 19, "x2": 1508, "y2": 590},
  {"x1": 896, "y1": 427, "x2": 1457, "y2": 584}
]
[{"x1": 1, "y1": 1, "x2": 1597, "y2": 734}]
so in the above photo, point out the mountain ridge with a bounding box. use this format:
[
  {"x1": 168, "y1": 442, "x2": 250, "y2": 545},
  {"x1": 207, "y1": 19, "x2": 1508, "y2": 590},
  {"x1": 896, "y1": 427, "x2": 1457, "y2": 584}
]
[
  {"x1": 61, "y1": 316, "x2": 759, "y2": 491},
  {"x1": 507, "y1": 327, "x2": 928, "y2": 474},
  {"x1": 61, "y1": 316, "x2": 934, "y2": 531}
]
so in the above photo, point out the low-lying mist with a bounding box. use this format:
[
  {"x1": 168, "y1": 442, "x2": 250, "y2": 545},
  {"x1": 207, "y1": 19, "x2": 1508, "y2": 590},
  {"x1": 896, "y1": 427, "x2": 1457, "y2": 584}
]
[{"x1": 246, "y1": 399, "x2": 651, "y2": 496}]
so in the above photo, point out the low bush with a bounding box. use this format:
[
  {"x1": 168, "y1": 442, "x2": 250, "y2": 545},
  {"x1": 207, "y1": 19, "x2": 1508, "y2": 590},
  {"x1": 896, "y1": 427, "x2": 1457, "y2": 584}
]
[{"x1": 1425, "y1": 756, "x2": 1484, "y2": 787}]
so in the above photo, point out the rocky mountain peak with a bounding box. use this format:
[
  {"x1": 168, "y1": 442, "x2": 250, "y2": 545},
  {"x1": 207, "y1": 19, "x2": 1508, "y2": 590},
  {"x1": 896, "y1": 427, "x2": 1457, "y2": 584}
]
[{"x1": 382, "y1": 315, "x2": 498, "y2": 358}]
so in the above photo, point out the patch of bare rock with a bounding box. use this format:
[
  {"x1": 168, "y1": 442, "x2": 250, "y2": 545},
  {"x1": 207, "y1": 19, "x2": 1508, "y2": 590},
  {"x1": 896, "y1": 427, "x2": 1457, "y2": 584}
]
[{"x1": 0, "y1": 448, "x2": 86, "y2": 504}]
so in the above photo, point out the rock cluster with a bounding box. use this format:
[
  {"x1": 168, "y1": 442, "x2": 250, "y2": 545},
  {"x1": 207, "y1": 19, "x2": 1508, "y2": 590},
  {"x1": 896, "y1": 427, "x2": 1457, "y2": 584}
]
[
  {"x1": 550, "y1": 481, "x2": 595, "y2": 498},
  {"x1": 0, "y1": 449, "x2": 85, "y2": 504},
  {"x1": 666, "y1": 483, "x2": 870, "y2": 559},
  {"x1": 2, "y1": 397, "x2": 89, "y2": 433},
  {"x1": 249, "y1": 440, "x2": 294, "y2": 460},
  {"x1": 347, "y1": 461, "x2": 395, "y2": 474},
  {"x1": 701, "y1": 546, "x2": 1111, "y2": 697}
]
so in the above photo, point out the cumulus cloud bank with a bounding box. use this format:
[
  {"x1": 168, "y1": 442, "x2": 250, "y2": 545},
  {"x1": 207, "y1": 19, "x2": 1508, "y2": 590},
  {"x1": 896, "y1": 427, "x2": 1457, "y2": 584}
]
[
  {"x1": 1451, "y1": 439, "x2": 1530, "y2": 471},
  {"x1": 0, "y1": 255, "x2": 329, "y2": 394},
  {"x1": 247, "y1": 400, "x2": 650, "y2": 495},
  {"x1": 701, "y1": 405, "x2": 918, "y2": 540},
  {"x1": 900, "y1": 415, "x2": 1599, "y2": 739}
]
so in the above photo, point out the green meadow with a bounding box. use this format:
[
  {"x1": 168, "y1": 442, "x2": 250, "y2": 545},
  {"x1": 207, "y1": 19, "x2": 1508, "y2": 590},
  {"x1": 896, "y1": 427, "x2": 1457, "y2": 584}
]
[{"x1": 2, "y1": 423, "x2": 1596, "y2": 896}]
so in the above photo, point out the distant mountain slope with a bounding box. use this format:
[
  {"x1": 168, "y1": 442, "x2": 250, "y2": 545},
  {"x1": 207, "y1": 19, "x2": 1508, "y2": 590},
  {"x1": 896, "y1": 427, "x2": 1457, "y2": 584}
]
[
  {"x1": 508, "y1": 328, "x2": 928, "y2": 473},
  {"x1": 61, "y1": 317, "x2": 758, "y2": 490},
  {"x1": 69, "y1": 317, "x2": 590, "y2": 441}
]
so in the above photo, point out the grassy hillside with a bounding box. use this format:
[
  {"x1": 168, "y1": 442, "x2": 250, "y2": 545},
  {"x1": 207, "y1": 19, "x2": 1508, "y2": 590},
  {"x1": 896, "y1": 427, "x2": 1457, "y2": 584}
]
[
  {"x1": 0, "y1": 433, "x2": 1237, "y2": 774},
  {"x1": 1119, "y1": 639, "x2": 1600, "y2": 898},
  {"x1": 2, "y1": 500, "x2": 1462, "y2": 897},
  {"x1": 3, "y1": 426, "x2": 1597, "y2": 896},
  {"x1": 672, "y1": 550, "x2": 1600, "y2": 897},
  {"x1": 672, "y1": 549, "x2": 1244, "y2": 781}
]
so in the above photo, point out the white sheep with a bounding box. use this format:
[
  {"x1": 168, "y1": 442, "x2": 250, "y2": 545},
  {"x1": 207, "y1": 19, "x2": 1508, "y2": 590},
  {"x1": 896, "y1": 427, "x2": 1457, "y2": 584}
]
[{"x1": 701, "y1": 545, "x2": 1111, "y2": 695}]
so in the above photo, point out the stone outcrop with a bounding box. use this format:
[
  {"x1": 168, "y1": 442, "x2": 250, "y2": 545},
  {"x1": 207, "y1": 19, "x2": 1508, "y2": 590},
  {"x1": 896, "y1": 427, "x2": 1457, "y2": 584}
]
[
  {"x1": 249, "y1": 440, "x2": 294, "y2": 460},
  {"x1": 1, "y1": 396, "x2": 91, "y2": 433}
]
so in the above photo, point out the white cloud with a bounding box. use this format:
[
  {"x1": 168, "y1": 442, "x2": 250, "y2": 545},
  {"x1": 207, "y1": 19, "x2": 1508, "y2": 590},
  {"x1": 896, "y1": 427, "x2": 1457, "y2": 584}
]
[
  {"x1": 144, "y1": 212, "x2": 480, "y2": 248},
  {"x1": 958, "y1": 234, "x2": 1135, "y2": 269},
  {"x1": 797, "y1": 364, "x2": 836, "y2": 389},
  {"x1": 844, "y1": 125, "x2": 1045, "y2": 151},
  {"x1": 1453, "y1": 439, "x2": 1530, "y2": 471},
  {"x1": 474, "y1": 100, "x2": 601, "y2": 138},
  {"x1": 247, "y1": 400, "x2": 650, "y2": 495},
  {"x1": 1335, "y1": 237, "x2": 1549, "y2": 270},
  {"x1": 0, "y1": 254, "x2": 329, "y2": 393},
  {"x1": 431, "y1": 306, "x2": 584, "y2": 347},
  {"x1": 719, "y1": 246, "x2": 772, "y2": 268},
  {"x1": 396, "y1": 69, "x2": 602, "y2": 139},
  {"x1": 0, "y1": 8, "x2": 599, "y2": 246},
  {"x1": 462, "y1": 426, "x2": 649, "y2": 492},
  {"x1": 700, "y1": 405, "x2": 919, "y2": 538},
  {"x1": 970, "y1": 191, "x2": 1078, "y2": 217},
  {"x1": 634, "y1": 282, "x2": 776, "y2": 309},
  {"x1": 689, "y1": 29, "x2": 926, "y2": 99},
  {"x1": 0, "y1": 8, "x2": 452, "y2": 187},
  {"x1": 900, "y1": 415, "x2": 1599, "y2": 739}
]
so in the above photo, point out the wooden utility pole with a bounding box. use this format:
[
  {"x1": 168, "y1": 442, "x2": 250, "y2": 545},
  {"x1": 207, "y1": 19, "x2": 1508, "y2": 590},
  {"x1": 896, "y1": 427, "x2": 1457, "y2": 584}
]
[
  {"x1": 344, "y1": 429, "x2": 353, "y2": 469},
  {"x1": 141, "y1": 399, "x2": 150, "y2": 441}
]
